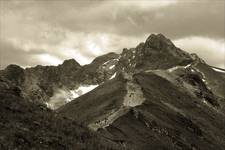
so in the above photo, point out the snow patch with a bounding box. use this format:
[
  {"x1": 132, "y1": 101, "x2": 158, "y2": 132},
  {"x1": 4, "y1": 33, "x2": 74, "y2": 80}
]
[
  {"x1": 110, "y1": 72, "x2": 117, "y2": 80},
  {"x1": 45, "y1": 102, "x2": 52, "y2": 108},
  {"x1": 184, "y1": 64, "x2": 192, "y2": 69},
  {"x1": 212, "y1": 67, "x2": 225, "y2": 73},
  {"x1": 46, "y1": 85, "x2": 98, "y2": 110},
  {"x1": 103, "y1": 60, "x2": 111, "y2": 65},
  {"x1": 102, "y1": 58, "x2": 119, "y2": 65},
  {"x1": 168, "y1": 63, "x2": 192, "y2": 72},
  {"x1": 168, "y1": 66, "x2": 180, "y2": 72},
  {"x1": 109, "y1": 65, "x2": 115, "y2": 69},
  {"x1": 76, "y1": 85, "x2": 99, "y2": 96}
]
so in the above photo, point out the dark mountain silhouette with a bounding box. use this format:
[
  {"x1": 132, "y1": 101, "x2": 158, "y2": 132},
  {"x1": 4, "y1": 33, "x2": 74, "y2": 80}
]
[{"x1": 1, "y1": 34, "x2": 225, "y2": 150}]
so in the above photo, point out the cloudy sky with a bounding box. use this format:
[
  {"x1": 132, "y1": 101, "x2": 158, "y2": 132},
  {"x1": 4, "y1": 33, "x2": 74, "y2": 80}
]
[{"x1": 0, "y1": 0, "x2": 224, "y2": 69}]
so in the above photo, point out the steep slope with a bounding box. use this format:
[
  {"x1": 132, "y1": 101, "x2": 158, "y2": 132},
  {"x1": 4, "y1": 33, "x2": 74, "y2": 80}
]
[
  {"x1": 0, "y1": 79, "x2": 125, "y2": 150},
  {"x1": 58, "y1": 74, "x2": 127, "y2": 127},
  {"x1": 116, "y1": 34, "x2": 192, "y2": 73},
  {"x1": 192, "y1": 58, "x2": 225, "y2": 100},
  {"x1": 58, "y1": 34, "x2": 225, "y2": 150},
  {"x1": 78, "y1": 52, "x2": 120, "y2": 84},
  {"x1": 58, "y1": 71, "x2": 225, "y2": 150}
]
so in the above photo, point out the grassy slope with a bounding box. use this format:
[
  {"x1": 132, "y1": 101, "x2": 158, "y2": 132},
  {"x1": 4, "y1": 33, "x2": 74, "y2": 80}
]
[
  {"x1": 0, "y1": 80, "x2": 124, "y2": 150},
  {"x1": 99, "y1": 73, "x2": 225, "y2": 150}
]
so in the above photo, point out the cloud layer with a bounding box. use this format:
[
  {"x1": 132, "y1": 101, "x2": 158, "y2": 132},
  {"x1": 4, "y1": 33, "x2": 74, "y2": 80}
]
[{"x1": 0, "y1": 0, "x2": 224, "y2": 69}]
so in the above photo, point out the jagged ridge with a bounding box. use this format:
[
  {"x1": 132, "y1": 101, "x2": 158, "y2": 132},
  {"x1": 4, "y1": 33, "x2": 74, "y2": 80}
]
[{"x1": 1, "y1": 33, "x2": 225, "y2": 150}]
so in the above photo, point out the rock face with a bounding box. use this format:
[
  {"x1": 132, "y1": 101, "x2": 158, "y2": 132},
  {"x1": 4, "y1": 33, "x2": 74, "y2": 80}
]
[
  {"x1": 116, "y1": 34, "x2": 192, "y2": 74},
  {"x1": 1, "y1": 33, "x2": 225, "y2": 150}
]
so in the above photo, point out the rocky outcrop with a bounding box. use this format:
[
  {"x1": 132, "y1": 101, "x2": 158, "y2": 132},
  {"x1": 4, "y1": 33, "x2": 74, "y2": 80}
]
[
  {"x1": 78, "y1": 52, "x2": 119, "y2": 84},
  {"x1": 135, "y1": 34, "x2": 192, "y2": 70}
]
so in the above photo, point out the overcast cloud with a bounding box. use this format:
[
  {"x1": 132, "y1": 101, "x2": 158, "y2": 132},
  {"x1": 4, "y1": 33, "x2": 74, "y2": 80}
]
[{"x1": 0, "y1": 0, "x2": 224, "y2": 69}]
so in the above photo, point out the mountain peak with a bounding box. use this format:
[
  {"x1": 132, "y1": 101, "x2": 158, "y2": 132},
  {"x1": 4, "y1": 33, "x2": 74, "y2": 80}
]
[
  {"x1": 60, "y1": 59, "x2": 82, "y2": 71},
  {"x1": 145, "y1": 33, "x2": 175, "y2": 49},
  {"x1": 62, "y1": 59, "x2": 81, "y2": 67}
]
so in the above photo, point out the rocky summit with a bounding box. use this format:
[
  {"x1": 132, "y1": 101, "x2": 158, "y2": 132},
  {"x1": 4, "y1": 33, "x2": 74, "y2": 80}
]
[{"x1": 1, "y1": 34, "x2": 225, "y2": 150}]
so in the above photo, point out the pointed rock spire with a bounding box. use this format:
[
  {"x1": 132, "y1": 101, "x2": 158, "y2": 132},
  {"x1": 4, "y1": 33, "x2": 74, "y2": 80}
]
[
  {"x1": 145, "y1": 33, "x2": 175, "y2": 49},
  {"x1": 60, "y1": 59, "x2": 81, "y2": 71}
]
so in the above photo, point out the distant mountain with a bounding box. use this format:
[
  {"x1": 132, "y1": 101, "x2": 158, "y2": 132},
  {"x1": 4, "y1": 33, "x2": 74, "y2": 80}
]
[{"x1": 1, "y1": 34, "x2": 225, "y2": 150}]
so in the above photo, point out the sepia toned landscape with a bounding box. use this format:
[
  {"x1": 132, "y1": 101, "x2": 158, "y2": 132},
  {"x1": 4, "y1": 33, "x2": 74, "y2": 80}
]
[{"x1": 0, "y1": 0, "x2": 224, "y2": 150}]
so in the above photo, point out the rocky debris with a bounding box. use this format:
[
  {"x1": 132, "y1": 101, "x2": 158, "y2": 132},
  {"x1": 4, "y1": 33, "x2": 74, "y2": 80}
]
[
  {"x1": 123, "y1": 76, "x2": 145, "y2": 107},
  {"x1": 88, "y1": 106, "x2": 130, "y2": 131},
  {"x1": 87, "y1": 74, "x2": 146, "y2": 131}
]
